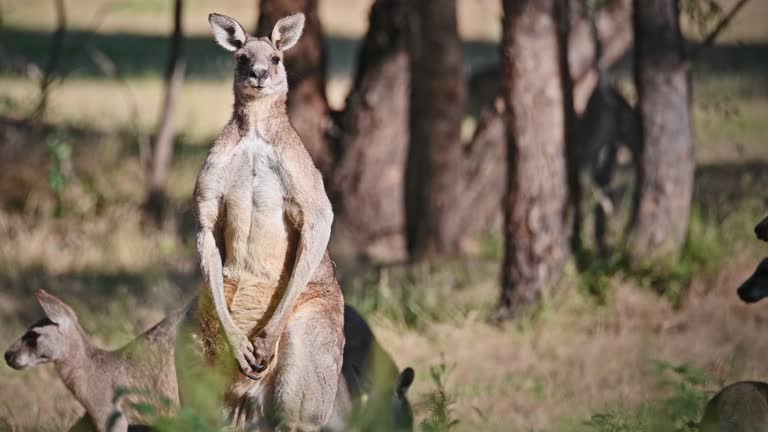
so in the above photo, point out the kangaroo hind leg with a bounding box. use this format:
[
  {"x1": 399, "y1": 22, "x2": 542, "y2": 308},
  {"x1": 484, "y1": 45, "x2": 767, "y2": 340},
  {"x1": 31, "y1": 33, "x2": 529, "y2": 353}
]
[{"x1": 267, "y1": 294, "x2": 344, "y2": 432}]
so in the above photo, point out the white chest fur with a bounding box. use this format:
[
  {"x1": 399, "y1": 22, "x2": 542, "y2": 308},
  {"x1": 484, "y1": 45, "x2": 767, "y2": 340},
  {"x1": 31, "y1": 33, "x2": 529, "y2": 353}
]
[{"x1": 239, "y1": 133, "x2": 285, "y2": 221}]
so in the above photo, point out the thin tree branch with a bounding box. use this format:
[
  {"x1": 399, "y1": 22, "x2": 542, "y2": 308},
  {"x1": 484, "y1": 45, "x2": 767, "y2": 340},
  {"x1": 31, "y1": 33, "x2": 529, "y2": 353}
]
[
  {"x1": 89, "y1": 48, "x2": 150, "y2": 168},
  {"x1": 32, "y1": 0, "x2": 67, "y2": 120},
  {"x1": 691, "y1": 0, "x2": 750, "y2": 58}
]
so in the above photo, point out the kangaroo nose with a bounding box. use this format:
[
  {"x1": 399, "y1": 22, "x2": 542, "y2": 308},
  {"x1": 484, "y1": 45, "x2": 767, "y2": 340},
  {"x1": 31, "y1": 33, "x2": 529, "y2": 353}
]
[
  {"x1": 4, "y1": 350, "x2": 13, "y2": 365},
  {"x1": 250, "y1": 68, "x2": 268, "y2": 80}
]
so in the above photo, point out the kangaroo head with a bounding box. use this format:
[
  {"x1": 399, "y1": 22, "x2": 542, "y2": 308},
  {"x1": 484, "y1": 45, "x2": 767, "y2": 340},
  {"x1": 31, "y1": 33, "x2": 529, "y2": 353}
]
[
  {"x1": 4, "y1": 290, "x2": 80, "y2": 369},
  {"x1": 738, "y1": 258, "x2": 768, "y2": 304},
  {"x1": 756, "y1": 216, "x2": 768, "y2": 242},
  {"x1": 208, "y1": 12, "x2": 304, "y2": 100},
  {"x1": 392, "y1": 367, "x2": 415, "y2": 431}
]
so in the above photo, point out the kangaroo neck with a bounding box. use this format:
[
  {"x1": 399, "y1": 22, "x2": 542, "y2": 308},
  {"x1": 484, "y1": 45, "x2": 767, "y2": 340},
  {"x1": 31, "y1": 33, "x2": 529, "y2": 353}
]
[
  {"x1": 54, "y1": 336, "x2": 105, "y2": 407},
  {"x1": 232, "y1": 93, "x2": 288, "y2": 140}
]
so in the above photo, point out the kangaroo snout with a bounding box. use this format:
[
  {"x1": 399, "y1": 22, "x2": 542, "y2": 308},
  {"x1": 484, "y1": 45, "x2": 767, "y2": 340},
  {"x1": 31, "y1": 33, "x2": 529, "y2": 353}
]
[
  {"x1": 250, "y1": 68, "x2": 268, "y2": 80},
  {"x1": 4, "y1": 350, "x2": 15, "y2": 367},
  {"x1": 738, "y1": 258, "x2": 768, "y2": 304},
  {"x1": 4, "y1": 349, "x2": 23, "y2": 370},
  {"x1": 738, "y1": 282, "x2": 762, "y2": 304}
]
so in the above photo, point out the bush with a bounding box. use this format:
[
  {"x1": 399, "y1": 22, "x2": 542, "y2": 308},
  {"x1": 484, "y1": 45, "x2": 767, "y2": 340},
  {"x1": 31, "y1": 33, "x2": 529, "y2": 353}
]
[{"x1": 420, "y1": 358, "x2": 460, "y2": 432}]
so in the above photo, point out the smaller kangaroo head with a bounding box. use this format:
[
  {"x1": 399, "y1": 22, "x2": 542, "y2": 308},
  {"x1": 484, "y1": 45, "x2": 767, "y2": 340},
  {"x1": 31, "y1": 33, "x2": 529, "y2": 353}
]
[
  {"x1": 738, "y1": 258, "x2": 768, "y2": 304},
  {"x1": 4, "y1": 290, "x2": 80, "y2": 369},
  {"x1": 209, "y1": 12, "x2": 304, "y2": 100}
]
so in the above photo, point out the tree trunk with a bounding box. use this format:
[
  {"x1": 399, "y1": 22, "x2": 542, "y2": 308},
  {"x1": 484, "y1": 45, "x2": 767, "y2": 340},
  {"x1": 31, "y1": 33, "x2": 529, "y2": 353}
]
[
  {"x1": 629, "y1": 0, "x2": 694, "y2": 262},
  {"x1": 499, "y1": 0, "x2": 570, "y2": 317},
  {"x1": 144, "y1": 0, "x2": 185, "y2": 225},
  {"x1": 455, "y1": 0, "x2": 632, "y2": 253},
  {"x1": 556, "y1": 0, "x2": 580, "y2": 253},
  {"x1": 405, "y1": 0, "x2": 466, "y2": 260},
  {"x1": 329, "y1": 0, "x2": 410, "y2": 264},
  {"x1": 257, "y1": 0, "x2": 334, "y2": 178}
]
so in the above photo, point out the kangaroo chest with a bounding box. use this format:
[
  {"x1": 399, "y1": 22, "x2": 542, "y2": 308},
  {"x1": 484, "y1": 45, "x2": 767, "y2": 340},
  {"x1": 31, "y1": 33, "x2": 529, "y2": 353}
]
[
  {"x1": 219, "y1": 133, "x2": 296, "y2": 334},
  {"x1": 223, "y1": 134, "x2": 287, "y2": 262}
]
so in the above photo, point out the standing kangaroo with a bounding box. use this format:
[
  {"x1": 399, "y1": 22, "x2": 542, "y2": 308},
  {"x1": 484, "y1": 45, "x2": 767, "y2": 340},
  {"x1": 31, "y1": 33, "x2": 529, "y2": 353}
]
[
  {"x1": 4, "y1": 290, "x2": 184, "y2": 432},
  {"x1": 186, "y1": 12, "x2": 344, "y2": 430}
]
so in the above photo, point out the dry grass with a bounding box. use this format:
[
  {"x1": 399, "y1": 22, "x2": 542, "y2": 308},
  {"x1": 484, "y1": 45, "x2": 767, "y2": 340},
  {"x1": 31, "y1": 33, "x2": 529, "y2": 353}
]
[
  {"x1": 695, "y1": 99, "x2": 768, "y2": 164},
  {"x1": 1, "y1": 76, "x2": 353, "y2": 130},
  {"x1": 372, "y1": 249, "x2": 768, "y2": 431},
  {"x1": 2, "y1": 241, "x2": 767, "y2": 431},
  {"x1": 3, "y1": 0, "x2": 501, "y2": 40}
]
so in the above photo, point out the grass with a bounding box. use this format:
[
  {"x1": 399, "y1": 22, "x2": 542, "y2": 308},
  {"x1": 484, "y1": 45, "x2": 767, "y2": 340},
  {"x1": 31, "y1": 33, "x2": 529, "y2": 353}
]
[
  {"x1": 564, "y1": 361, "x2": 711, "y2": 432},
  {"x1": 0, "y1": 199, "x2": 766, "y2": 431},
  {"x1": 420, "y1": 360, "x2": 461, "y2": 432},
  {"x1": 343, "y1": 261, "x2": 497, "y2": 331},
  {"x1": 577, "y1": 207, "x2": 730, "y2": 308}
]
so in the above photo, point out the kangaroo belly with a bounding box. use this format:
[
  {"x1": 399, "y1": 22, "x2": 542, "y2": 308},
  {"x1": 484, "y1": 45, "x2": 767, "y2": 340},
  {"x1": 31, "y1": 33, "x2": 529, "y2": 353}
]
[
  {"x1": 223, "y1": 272, "x2": 287, "y2": 338},
  {"x1": 222, "y1": 210, "x2": 299, "y2": 337}
]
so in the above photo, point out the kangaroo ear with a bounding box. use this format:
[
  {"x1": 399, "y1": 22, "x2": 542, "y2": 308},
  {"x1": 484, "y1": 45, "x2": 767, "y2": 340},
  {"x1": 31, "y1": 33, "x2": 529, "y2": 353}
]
[
  {"x1": 755, "y1": 215, "x2": 768, "y2": 242},
  {"x1": 396, "y1": 367, "x2": 415, "y2": 398},
  {"x1": 209, "y1": 13, "x2": 248, "y2": 52},
  {"x1": 36, "y1": 289, "x2": 76, "y2": 326},
  {"x1": 271, "y1": 13, "x2": 304, "y2": 51}
]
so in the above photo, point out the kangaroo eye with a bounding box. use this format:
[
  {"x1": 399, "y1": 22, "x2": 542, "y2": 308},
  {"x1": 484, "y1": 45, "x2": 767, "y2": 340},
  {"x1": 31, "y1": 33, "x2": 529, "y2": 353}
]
[
  {"x1": 236, "y1": 55, "x2": 248, "y2": 65},
  {"x1": 271, "y1": 56, "x2": 280, "y2": 65}
]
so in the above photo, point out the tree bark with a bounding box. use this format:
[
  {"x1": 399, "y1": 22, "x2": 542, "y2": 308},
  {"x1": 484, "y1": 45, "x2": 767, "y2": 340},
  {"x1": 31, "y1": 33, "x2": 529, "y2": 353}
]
[
  {"x1": 455, "y1": 0, "x2": 632, "y2": 253},
  {"x1": 556, "y1": 0, "x2": 580, "y2": 253},
  {"x1": 629, "y1": 0, "x2": 694, "y2": 261},
  {"x1": 145, "y1": 0, "x2": 185, "y2": 225},
  {"x1": 499, "y1": 0, "x2": 570, "y2": 317},
  {"x1": 329, "y1": 0, "x2": 410, "y2": 264},
  {"x1": 257, "y1": 0, "x2": 334, "y2": 178},
  {"x1": 405, "y1": 0, "x2": 466, "y2": 260}
]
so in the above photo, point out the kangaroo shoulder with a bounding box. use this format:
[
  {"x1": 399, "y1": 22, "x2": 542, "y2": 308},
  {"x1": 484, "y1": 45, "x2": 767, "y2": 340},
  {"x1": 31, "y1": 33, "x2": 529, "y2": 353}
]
[{"x1": 272, "y1": 127, "x2": 325, "y2": 198}]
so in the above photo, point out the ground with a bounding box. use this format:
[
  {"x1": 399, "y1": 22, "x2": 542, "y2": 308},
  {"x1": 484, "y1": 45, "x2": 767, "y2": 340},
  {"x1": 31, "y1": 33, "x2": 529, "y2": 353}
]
[{"x1": 0, "y1": 0, "x2": 767, "y2": 431}]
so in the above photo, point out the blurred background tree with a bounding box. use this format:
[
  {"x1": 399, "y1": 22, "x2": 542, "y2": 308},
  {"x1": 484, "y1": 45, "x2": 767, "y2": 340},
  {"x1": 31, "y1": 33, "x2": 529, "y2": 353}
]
[
  {"x1": 144, "y1": 0, "x2": 185, "y2": 226},
  {"x1": 330, "y1": 0, "x2": 410, "y2": 264},
  {"x1": 497, "y1": 0, "x2": 571, "y2": 317},
  {"x1": 404, "y1": 0, "x2": 466, "y2": 261}
]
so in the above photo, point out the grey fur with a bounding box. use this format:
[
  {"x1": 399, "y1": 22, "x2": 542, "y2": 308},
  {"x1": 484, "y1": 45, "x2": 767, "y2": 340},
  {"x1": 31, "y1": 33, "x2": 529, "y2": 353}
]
[
  {"x1": 4, "y1": 290, "x2": 188, "y2": 432},
  {"x1": 700, "y1": 382, "x2": 768, "y2": 432}
]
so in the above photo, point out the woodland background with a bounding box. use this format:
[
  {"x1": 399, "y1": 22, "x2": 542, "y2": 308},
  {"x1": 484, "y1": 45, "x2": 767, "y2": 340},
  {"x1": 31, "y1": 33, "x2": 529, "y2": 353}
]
[{"x1": 0, "y1": 0, "x2": 767, "y2": 430}]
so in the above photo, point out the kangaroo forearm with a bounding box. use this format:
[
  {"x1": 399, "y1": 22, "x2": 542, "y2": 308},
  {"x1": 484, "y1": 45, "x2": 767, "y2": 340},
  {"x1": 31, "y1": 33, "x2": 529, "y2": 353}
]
[
  {"x1": 269, "y1": 209, "x2": 332, "y2": 331},
  {"x1": 197, "y1": 230, "x2": 238, "y2": 334}
]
